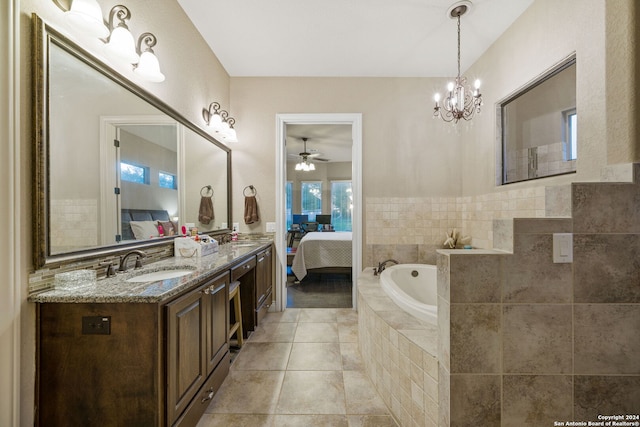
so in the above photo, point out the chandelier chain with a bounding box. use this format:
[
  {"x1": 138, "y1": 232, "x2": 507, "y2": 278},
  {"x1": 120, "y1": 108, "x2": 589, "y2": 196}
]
[{"x1": 457, "y1": 14, "x2": 461, "y2": 79}]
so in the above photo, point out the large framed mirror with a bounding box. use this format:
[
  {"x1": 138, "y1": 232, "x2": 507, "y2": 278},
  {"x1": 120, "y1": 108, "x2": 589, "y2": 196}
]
[
  {"x1": 32, "y1": 14, "x2": 231, "y2": 268},
  {"x1": 499, "y1": 54, "x2": 577, "y2": 184}
]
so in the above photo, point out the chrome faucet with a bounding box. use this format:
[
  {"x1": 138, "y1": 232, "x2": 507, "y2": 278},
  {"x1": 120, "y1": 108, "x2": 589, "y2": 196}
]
[
  {"x1": 118, "y1": 250, "x2": 146, "y2": 272},
  {"x1": 374, "y1": 259, "x2": 399, "y2": 275}
]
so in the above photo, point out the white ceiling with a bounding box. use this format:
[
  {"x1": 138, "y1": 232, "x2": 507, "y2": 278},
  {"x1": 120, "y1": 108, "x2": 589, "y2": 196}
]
[
  {"x1": 177, "y1": 0, "x2": 533, "y2": 77},
  {"x1": 286, "y1": 124, "x2": 353, "y2": 164}
]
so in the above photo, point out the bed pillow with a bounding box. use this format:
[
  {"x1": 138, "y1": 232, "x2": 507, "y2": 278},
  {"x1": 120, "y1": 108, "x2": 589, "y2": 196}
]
[{"x1": 129, "y1": 220, "x2": 161, "y2": 239}]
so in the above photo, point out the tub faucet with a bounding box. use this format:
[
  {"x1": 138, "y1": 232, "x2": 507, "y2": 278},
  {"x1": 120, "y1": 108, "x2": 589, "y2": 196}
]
[
  {"x1": 374, "y1": 259, "x2": 399, "y2": 275},
  {"x1": 118, "y1": 250, "x2": 146, "y2": 272}
]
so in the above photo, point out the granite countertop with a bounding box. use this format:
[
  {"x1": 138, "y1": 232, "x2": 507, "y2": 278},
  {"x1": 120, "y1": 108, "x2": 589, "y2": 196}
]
[{"x1": 28, "y1": 240, "x2": 273, "y2": 304}]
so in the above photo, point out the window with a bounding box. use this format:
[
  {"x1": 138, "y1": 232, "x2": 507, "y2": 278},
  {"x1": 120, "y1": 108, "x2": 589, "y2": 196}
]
[
  {"x1": 120, "y1": 162, "x2": 148, "y2": 184},
  {"x1": 285, "y1": 181, "x2": 293, "y2": 229},
  {"x1": 331, "y1": 181, "x2": 352, "y2": 231},
  {"x1": 158, "y1": 171, "x2": 177, "y2": 189},
  {"x1": 301, "y1": 181, "x2": 322, "y2": 219},
  {"x1": 563, "y1": 109, "x2": 577, "y2": 161},
  {"x1": 500, "y1": 56, "x2": 576, "y2": 184}
]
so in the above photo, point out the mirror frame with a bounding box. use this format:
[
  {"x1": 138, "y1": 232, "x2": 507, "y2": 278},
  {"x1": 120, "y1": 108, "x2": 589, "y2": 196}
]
[
  {"x1": 32, "y1": 14, "x2": 232, "y2": 268},
  {"x1": 498, "y1": 53, "x2": 577, "y2": 185}
]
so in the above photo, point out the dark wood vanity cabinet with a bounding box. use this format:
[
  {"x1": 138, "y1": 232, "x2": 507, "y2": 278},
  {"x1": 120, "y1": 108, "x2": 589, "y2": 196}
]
[
  {"x1": 37, "y1": 272, "x2": 231, "y2": 427},
  {"x1": 232, "y1": 245, "x2": 274, "y2": 337},
  {"x1": 255, "y1": 246, "x2": 273, "y2": 323},
  {"x1": 166, "y1": 271, "x2": 230, "y2": 427}
]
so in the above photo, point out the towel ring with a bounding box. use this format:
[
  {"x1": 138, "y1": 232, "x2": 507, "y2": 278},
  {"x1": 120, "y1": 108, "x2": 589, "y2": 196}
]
[
  {"x1": 243, "y1": 185, "x2": 257, "y2": 197},
  {"x1": 200, "y1": 185, "x2": 214, "y2": 197}
]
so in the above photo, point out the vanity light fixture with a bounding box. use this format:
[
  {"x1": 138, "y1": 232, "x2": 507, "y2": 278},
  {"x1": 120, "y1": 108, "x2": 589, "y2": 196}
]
[
  {"x1": 433, "y1": 1, "x2": 482, "y2": 124},
  {"x1": 222, "y1": 118, "x2": 238, "y2": 143},
  {"x1": 53, "y1": 1, "x2": 165, "y2": 83},
  {"x1": 203, "y1": 102, "x2": 238, "y2": 142},
  {"x1": 60, "y1": 0, "x2": 110, "y2": 38},
  {"x1": 133, "y1": 33, "x2": 165, "y2": 82},
  {"x1": 104, "y1": 5, "x2": 139, "y2": 65},
  {"x1": 203, "y1": 102, "x2": 224, "y2": 129}
]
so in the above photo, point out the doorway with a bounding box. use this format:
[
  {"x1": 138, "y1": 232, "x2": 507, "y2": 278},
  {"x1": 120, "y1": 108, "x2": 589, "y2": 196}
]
[{"x1": 275, "y1": 114, "x2": 362, "y2": 312}]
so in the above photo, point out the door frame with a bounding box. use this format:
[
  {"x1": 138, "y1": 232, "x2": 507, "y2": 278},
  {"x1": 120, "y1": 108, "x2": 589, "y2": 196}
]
[{"x1": 275, "y1": 113, "x2": 363, "y2": 312}]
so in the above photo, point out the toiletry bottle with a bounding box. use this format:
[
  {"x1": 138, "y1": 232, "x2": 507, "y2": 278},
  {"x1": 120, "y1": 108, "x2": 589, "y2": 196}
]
[
  {"x1": 157, "y1": 224, "x2": 164, "y2": 237},
  {"x1": 231, "y1": 226, "x2": 238, "y2": 242}
]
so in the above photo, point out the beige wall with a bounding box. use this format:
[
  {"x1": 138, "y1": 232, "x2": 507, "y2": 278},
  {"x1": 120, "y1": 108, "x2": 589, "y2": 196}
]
[
  {"x1": 17, "y1": 1, "x2": 232, "y2": 424},
  {"x1": 230, "y1": 77, "x2": 464, "y2": 232}
]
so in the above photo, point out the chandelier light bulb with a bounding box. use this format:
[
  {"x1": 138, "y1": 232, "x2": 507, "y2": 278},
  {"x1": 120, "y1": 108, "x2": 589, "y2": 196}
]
[
  {"x1": 434, "y1": 93, "x2": 441, "y2": 103},
  {"x1": 447, "y1": 82, "x2": 455, "y2": 92},
  {"x1": 474, "y1": 79, "x2": 481, "y2": 89}
]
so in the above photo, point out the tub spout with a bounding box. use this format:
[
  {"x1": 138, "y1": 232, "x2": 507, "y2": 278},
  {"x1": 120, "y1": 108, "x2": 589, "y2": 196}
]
[{"x1": 374, "y1": 259, "x2": 399, "y2": 275}]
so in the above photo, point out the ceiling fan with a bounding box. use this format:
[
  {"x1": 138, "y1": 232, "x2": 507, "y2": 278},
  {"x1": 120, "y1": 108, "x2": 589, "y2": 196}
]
[{"x1": 289, "y1": 138, "x2": 330, "y2": 171}]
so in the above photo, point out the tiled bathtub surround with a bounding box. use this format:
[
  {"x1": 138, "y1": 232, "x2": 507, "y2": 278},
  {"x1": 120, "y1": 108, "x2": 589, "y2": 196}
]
[
  {"x1": 365, "y1": 186, "x2": 548, "y2": 265},
  {"x1": 358, "y1": 270, "x2": 439, "y2": 427},
  {"x1": 437, "y1": 175, "x2": 640, "y2": 425}
]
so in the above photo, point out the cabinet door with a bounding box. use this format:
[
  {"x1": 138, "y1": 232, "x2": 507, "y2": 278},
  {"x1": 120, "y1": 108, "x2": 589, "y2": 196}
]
[
  {"x1": 256, "y1": 250, "x2": 267, "y2": 307},
  {"x1": 166, "y1": 283, "x2": 208, "y2": 425},
  {"x1": 205, "y1": 271, "x2": 229, "y2": 374}
]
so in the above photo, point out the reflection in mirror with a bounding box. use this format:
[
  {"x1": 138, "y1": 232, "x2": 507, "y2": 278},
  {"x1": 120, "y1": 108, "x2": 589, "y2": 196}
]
[
  {"x1": 500, "y1": 55, "x2": 577, "y2": 184},
  {"x1": 34, "y1": 14, "x2": 231, "y2": 267}
]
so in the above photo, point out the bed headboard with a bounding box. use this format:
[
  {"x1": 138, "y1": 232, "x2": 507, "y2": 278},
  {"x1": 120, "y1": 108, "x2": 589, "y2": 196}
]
[{"x1": 121, "y1": 209, "x2": 170, "y2": 241}]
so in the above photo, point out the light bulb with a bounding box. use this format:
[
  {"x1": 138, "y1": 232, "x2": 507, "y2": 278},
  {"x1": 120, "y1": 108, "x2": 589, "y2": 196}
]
[
  {"x1": 104, "y1": 26, "x2": 139, "y2": 64},
  {"x1": 134, "y1": 51, "x2": 165, "y2": 82},
  {"x1": 64, "y1": 0, "x2": 109, "y2": 38},
  {"x1": 474, "y1": 79, "x2": 481, "y2": 89},
  {"x1": 447, "y1": 82, "x2": 454, "y2": 92},
  {"x1": 434, "y1": 93, "x2": 441, "y2": 103}
]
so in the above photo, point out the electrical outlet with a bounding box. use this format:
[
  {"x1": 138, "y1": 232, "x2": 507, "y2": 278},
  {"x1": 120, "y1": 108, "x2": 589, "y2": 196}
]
[
  {"x1": 266, "y1": 222, "x2": 276, "y2": 232},
  {"x1": 82, "y1": 316, "x2": 111, "y2": 335},
  {"x1": 233, "y1": 222, "x2": 239, "y2": 230}
]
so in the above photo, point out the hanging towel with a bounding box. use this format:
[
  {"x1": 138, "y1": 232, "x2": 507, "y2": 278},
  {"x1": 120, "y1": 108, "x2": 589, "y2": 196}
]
[
  {"x1": 244, "y1": 195, "x2": 260, "y2": 224},
  {"x1": 198, "y1": 196, "x2": 214, "y2": 224}
]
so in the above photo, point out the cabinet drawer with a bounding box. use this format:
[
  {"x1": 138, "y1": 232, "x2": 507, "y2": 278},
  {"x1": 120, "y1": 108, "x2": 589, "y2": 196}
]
[
  {"x1": 172, "y1": 352, "x2": 230, "y2": 427},
  {"x1": 256, "y1": 289, "x2": 272, "y2": 325},
  {"x1": 231, "y1": 257, "x2": 256, "y2": 281}
]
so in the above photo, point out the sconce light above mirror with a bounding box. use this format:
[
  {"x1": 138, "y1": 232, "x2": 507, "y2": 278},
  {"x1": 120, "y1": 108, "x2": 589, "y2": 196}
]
[
  {"x1": 53, "y1": 0, "x2": 165, "y2": 82},
  {"x1": 203, "y1": 102, "x2": 238, "y2": 143}
]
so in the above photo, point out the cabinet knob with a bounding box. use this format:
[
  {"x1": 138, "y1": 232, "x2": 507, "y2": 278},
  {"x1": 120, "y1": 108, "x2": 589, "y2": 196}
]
[{"x1": 202, "y1": 288, "x2": 210, "y2": 294}]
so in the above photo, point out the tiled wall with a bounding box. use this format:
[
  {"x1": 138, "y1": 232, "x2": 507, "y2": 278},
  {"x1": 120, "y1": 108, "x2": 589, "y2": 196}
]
[
  {"x1": 437, "y1": 175, "x2": 640, "y2": 425},
  {"x1": 365, "y1": 186, "x2": 548, "y2": 266},
  {"x1": 358, "y1": 275, "x2": 439, "y2": 427}
]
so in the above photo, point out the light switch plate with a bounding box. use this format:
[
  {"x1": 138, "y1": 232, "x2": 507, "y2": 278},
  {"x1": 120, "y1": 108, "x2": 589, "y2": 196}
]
[
  {"x1": 266, "y1": 222, "x2": 276, "y2": 232},
  {"x1": 553, "y1": 233, "x2": 573, "y2": 263},
  {"x1": 232, "y1": 222, "x2": 239, "y2": 231}
]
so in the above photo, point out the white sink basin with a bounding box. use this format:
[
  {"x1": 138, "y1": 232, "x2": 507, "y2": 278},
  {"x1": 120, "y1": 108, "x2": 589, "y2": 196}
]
[{"x1": 126, "y1": 269, "x2": 194, "y2": 283}]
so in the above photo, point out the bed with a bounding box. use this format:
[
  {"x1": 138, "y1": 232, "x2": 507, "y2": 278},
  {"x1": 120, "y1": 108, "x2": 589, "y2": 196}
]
[
  {"x1": 291, "y1": 231, "x2": 352, "y2": 281},
  {"x1": 120, "y1": 209, "x2": 172, "y2": 241}
]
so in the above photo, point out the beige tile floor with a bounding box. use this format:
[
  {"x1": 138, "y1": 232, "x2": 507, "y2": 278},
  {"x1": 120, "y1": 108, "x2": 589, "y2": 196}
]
[{"x1": 197, "y1": 308, "x2": 398, "y2": 427}]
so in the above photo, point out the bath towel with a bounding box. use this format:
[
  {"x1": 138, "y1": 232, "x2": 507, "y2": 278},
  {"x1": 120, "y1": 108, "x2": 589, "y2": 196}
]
[
  {"x1": 198, "y1": 196, "x2": 214, "y2": 224},
  {"x1": 244, "y1": 195, "x2": 260, "y2": 224}
]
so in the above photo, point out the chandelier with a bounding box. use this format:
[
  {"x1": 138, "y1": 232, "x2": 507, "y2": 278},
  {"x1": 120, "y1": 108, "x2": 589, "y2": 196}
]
[{"x1": 433, "y1": 1, "x2": 482, "y2": 123}]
